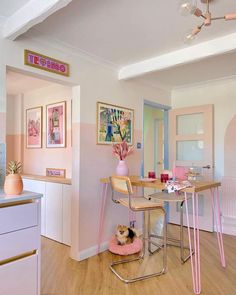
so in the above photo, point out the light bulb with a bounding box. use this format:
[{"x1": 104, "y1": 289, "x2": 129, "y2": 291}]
[
  {"x1": 179, "y1": 0, "x2": 197, "y2": 16},
  {"x1": 183, "y1": 27, "x2": 201, "y2": 44}
]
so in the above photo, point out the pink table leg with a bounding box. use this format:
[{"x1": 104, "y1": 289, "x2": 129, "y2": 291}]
[
  {"x1": 184, "y1": 192, "x2": 201, "y2": 294},
  {"x1": 210, "y1": 188, "x2": 226, "y2": 267},
  {"x1": 97, "y1": 183, "x2": 108, "y2": 254}
]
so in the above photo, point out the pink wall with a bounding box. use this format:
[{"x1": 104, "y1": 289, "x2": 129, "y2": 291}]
[
  {"x1": 6, "y1": 84, "x2": 72, "y2": 178},
  {"x1": 0, "y1": 112, "x2": 6, "y2": 143}
]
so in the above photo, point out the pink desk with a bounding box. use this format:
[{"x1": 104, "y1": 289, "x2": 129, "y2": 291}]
[{"x1": 99, "y1": 176, "x2": 226, "y2": 294}]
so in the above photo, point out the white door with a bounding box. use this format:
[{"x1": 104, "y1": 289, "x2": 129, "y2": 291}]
[{"x1": 169, "y1": 104, "x2": 214, "y2": 231}]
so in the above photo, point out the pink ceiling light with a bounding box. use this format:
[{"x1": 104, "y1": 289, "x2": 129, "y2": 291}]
[{"x1": 180, "y1": 0, "x2": 236, "y2": 42}]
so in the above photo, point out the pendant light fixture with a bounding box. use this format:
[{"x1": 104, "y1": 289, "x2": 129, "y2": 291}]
[{"x1": 180, "y1": 0, "x2": 236, "y2": 43}]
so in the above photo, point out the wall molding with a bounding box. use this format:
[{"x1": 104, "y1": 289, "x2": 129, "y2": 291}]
[
  {"x1": 222, "y1": 215, "x2": 236, "y2": 236},
  {"x1": 78, "y1": 241, "x2": 109, "y2": 261}
]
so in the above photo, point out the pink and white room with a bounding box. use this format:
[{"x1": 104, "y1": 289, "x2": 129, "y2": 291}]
[{"x1": 0, "y1": 1, "x2": 236, "y2": 295}]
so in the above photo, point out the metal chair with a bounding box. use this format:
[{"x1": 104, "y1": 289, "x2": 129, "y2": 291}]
[
  {"x1": 147, "y1": 191, "x2": 193, "y2": 263},
  {"x1": 109, "y1": 175, "x2": 167, "y2": 283}
]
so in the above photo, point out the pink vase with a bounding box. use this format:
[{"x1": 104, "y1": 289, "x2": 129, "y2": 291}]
[{"x1": 116, "y1": 160, "x2": 129, "y2": 176}]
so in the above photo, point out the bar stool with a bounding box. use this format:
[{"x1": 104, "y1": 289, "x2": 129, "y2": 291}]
[
  {"x1": 109, "y1": 175, "x2": 167, "y2": 283},
  {"x1": 147, "y1": 191, "x2": 193, "y2": 263}
]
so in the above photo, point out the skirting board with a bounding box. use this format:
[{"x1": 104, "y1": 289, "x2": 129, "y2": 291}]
[
  {"x1": 78, "y1": 241, "x2": 109, "y2": 261},
  {"x1": 222, "y1": 215, "x2": 236, "y2": 236}
]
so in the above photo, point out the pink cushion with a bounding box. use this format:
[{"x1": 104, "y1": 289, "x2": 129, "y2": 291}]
[{"x1": 108, "y1": 235, "x2": 143, "y2": 255}]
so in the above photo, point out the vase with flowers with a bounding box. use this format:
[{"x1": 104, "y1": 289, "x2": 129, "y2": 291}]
[{"x1": 112, "y1": 141, "x2": 133, "y2": 176}]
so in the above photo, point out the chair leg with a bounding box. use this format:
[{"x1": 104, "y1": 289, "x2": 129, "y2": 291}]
[
  {"x1": 149, "y1": 201, "x2": 194, "y2": 264},
  {"x1": 109, "y1": 209, "x2": 167, "y2": 283},
  {"x1": 180, "y1": 201, "x2": 194, "y2": 264}
]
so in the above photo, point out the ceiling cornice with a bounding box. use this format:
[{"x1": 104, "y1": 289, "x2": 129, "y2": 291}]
[
  {"x1": 24, "y1": 28, "x2": 119, "y2": 71},
  {"x1": 118, "y1": 32, "x2": 236, "y2": 80}
]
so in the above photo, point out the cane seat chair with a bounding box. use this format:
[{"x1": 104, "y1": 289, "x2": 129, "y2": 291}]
[{"x1": 109, "y1": 175, "x2": 167, "y2": 283}]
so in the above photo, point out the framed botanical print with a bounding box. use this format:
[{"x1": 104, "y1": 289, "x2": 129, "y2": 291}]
[
  {"x1": 97, "y1": 101, "x2": 134, "y2": 145},
  {"x1": 46, "y1": 101, "x2": 66, "y2": 148},
  {"x1": 26, "y1": 106, "x2": 42, "y2": 148}
]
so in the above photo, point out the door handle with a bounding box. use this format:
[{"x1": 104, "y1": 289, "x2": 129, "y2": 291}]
[{"x1": 202, "y1": 165, "x2": 211, "y2": 169}]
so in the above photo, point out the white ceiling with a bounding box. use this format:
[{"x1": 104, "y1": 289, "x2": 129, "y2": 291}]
[
  {"x1": 30, "y1": 0, "x2": 236, "y2": 66},
  {"x1": 0, "y1": 0, "x2": 30, "y2": 17},
  {"x1": 6, "y1": 70, "x2": 55, "y2": 95},
  {"x1": 138, "y1": 51, "x2": 236, "y2": 90}
]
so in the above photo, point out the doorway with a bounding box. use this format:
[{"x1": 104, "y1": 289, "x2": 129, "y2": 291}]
[
  {"x1": 5, "y1": 67, "x2": 76, "y2": 249},
  {"x1": 143, "y1": 100, "x2": 170, "y2": 180}
]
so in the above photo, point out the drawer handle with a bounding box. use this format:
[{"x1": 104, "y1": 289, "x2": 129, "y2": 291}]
[
  {"x1": 0, "y1": 200, "x2": 34, "y2": 209},
  {"x1": 0, "y1": 250, "x2": 37, "y2": 266}
]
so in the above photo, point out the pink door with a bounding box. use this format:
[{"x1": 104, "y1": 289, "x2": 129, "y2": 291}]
[{"x1": 169, "y1": 104, "x2": 214, "y2": 231}]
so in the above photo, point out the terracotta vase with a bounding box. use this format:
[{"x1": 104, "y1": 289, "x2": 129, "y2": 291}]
[
  {"x1": 4, "y1": 174, "x2": 23, "y2": 195},
  {"x1": 116, "y1": 160, "x2": 129, "y2": 176}
]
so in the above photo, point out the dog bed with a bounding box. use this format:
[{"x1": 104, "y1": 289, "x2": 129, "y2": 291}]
[{"x1": 108, "y1": 235, "x2": 143, "y2": 255}]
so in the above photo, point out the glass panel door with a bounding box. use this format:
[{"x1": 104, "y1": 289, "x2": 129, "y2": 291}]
[{"x1": 169, "y1": 104, "x2": 214, "y2": 231}]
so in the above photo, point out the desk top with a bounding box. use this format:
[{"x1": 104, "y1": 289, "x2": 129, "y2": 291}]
[{"x1": 100, "y1": 175, "x2": 221, "y2": 193}]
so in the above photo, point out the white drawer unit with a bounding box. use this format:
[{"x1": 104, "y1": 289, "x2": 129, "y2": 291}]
[
  {"x1": 0, "y1": 227, "x2": 39, "y2": 261},
  {"x1": 0, "y1": 192, "x2": 42, "y2": 295},
  {"x1": 0, "y1": 254, "x2": 38, "y2": 295},
  {"x1": 0, "y1": 201, "x2": 38, "y2": 235}
]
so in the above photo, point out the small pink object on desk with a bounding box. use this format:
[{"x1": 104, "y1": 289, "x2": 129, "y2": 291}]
[
  {"x1": 148, "y1": 171, "x2": 156, "y2": 178},
  {"x1": 161, "y1": 174, "x2": 169, "y2": 183}
]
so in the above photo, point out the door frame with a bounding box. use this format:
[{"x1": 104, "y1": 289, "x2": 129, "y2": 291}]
[{"x1": 142, "y1": 99, "x2": 171, "y2": 176}]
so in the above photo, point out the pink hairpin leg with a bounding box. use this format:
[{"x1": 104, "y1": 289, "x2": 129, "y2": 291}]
[
  {"x1": 185, "y1": 192, "x2": 201, "y2": 294},
  {"x1": 97, "y1": 183, "x2": 108, "y2": 254},
  {"x1": 129, "y1": 186, "x2": 137, "y2": 227},
  {"x1": 211, "y1": 188, "x2": 226, "y2": 267}
]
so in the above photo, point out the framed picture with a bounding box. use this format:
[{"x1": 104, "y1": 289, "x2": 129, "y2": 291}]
[
  {"x1": 97, "y1": 102, "x2": 134, "y2": 145},
  {"x1": 46, "y1": 168, "x2": 66, "y2": 178},
  {"x1": 26, "y1": 106, "x2": 42, "y2": 148},
  {"x1": 46, "y1": 101, "x2": 66, "y2": 148}
]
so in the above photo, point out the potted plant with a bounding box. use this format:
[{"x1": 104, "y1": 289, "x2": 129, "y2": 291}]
[{"x1": 4, "y1": 161, "x2": 23, "y2": 195}]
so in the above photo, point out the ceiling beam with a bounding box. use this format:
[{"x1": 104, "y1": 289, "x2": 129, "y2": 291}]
[
  {"x1": 119, "y1": 33, "x2": 236, "y2": 80},
  {"x1": 2, "y1": 0, "x2": 73, "y2": 40}
]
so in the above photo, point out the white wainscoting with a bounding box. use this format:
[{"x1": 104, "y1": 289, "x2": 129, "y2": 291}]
[{"x1": 222, "y1": 176, "x2": 236, "y2": 236}]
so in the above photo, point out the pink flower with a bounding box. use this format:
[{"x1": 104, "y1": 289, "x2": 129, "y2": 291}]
[{"x1": 112, "y1": 141, "x2": 134, "y2": 160}]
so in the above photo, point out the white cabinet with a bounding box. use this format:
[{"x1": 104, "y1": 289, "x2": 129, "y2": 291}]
[
  {"x1": 22, "y1": 178, "x2": 71, "y2": 246},
  {"x1": 0, "y1": 195, "x2": 41, "y2": 295},
  {"x1": 62, "y1": 184, "x2": 72, "y2": 245},
  {"x1": 23, "y1": 179, "x2": 46, "y2": 235},
  {"x1": 0, "y1": 254, "x2": 38, "y2": 295},
  {"x1": 45, "y1": 182, "x2": 63, "y2": 242}
]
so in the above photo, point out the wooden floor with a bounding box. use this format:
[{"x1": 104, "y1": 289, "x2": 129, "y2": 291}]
[{"x1": 41, "y1": 225, "x2": 236, "y2": 295}]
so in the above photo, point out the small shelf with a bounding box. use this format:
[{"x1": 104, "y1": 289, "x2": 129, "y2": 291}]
[{"x1": 22, "y1": 174, "x2": 71, "y2": 185}]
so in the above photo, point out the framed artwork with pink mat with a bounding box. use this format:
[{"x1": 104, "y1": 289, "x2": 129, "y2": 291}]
[
  {"x1": 26, "y1": 106, "x2": 42, "y2": 148},
  {"x1": 46, "y1": 101, "x2": 66, "y2": 148}
]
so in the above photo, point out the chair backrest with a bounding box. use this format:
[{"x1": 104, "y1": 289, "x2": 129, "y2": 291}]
[
  {"x1": 110, "y1": 176, "x2": 133, "y2": 195},
  {"x1": 173, "y1": 166, "x2": 188, "y2": 180}
]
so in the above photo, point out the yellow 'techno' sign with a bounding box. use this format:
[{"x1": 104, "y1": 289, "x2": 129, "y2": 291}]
[{"x1": 24, "y1": 49, "x2": 70, "y2": 77}]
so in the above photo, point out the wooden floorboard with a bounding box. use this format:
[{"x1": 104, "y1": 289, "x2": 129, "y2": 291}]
[{"x1": 41, "y1": 226, "x2": 236, "y2": 295}]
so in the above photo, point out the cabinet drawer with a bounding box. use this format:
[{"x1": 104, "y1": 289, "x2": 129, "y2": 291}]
[
  {"x1": 0, "y1": 254, "x2": 38, "y2": 295},
  {"x1": 0, "y1": 227, "x2": 40, "y2": 261},
  {"x1": 0, "y1": 202, "x2": 38, "y2": 235}
]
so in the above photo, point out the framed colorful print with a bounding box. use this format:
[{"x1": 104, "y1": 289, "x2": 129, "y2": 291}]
[
  {"x1": 46, "y1": 168, "x2": 66, "y2": 178},
  {"x1": 46, "y1": 101, "x2": 66, "y2": 148},
  {"x1": 97, "y1": 102, "x2": 134, "y2": 145},
  {"x1": 26, "y1": 106, "x2": 42, "y2": 148}
]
